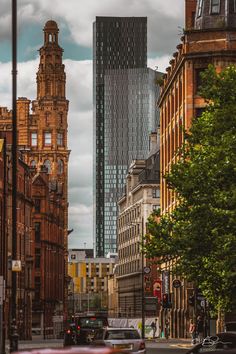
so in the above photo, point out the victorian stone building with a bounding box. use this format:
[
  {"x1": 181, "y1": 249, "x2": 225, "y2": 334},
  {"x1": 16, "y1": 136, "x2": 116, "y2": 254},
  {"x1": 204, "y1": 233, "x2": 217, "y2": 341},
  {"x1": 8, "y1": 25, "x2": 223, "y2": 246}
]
[
  {"x1": 0, "y1": 20, "x2": 69, "y2": 340},
  {"x1": 117, "y1": 133, "x2": 160, "y2": 318},
  {"x1": 159, "y1": 0, "x2": 236, "y2": 337}
]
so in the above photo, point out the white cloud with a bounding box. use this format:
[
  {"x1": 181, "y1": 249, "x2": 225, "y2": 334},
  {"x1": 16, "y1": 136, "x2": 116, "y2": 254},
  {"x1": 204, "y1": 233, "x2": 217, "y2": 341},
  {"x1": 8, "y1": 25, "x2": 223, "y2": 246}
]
[
  {"x1": 0, "y1": 0, "x2": 185, "y2": 56},
  {"x1": 0, "y1": 0, "x2": 185, "y2": 249},
  {"x1": 0, "y1": 58, "x2": 94, "y2": 249}
]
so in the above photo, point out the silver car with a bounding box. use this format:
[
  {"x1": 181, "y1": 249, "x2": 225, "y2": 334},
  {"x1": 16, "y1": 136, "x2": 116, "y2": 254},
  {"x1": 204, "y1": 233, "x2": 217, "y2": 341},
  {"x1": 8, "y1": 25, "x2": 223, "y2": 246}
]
[{"x1": 93, "y1": 327, "x2": 146, "y2": 354}]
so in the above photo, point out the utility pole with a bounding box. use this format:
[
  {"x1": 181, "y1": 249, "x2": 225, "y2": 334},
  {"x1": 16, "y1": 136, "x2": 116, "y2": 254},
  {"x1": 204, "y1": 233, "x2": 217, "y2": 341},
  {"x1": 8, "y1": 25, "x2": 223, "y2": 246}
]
[
  {"x1": 141, "y1": 217, "x2": 145, "y2": 340},
  {"x1": 10, "y1": 0, "x2": 19, "y2": 351}
]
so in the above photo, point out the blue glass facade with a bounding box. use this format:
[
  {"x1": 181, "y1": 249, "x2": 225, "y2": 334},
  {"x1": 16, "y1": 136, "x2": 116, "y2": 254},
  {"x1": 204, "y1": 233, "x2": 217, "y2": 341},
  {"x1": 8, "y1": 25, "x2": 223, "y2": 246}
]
[
  {"x1": 93, "y1": 17, "x2": 147, "y2": 257},
  {"x1": 103, "y1": 68, "x2": 161, "y2": 255}
]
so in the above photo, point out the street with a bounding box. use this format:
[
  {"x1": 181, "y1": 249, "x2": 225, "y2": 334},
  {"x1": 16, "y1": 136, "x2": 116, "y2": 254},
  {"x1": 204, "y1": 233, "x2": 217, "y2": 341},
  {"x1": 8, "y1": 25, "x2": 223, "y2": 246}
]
[{"x1": 5, "y1": 337, "x2": 192, "y2": 354}]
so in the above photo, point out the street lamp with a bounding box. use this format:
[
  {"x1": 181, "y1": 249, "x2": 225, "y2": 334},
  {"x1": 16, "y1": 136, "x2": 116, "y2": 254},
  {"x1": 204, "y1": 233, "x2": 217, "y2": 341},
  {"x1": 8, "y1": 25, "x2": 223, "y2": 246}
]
[
  {"x1": 130, "y1": 218, "x2": 145, "y2": 339},
  {"x1": 10, "y1": 0, "x2": 19, "y2": 352}
]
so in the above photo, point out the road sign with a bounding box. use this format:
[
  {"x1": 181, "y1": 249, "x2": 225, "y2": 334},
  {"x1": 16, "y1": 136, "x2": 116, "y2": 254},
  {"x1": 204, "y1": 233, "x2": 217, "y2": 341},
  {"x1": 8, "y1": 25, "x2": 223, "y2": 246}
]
[
  {"x1": 143, "y1": 266, "x2": 151, "y2": 274},
  {"x1": 12, "y1": 260, "x2": 22, "y2": 272},
  {"x1": 172, "y1": 279, "x2": 181, "y2": 288},
  {"x1": 144, "y1": 297, "x2": 158, "y2": 312}
]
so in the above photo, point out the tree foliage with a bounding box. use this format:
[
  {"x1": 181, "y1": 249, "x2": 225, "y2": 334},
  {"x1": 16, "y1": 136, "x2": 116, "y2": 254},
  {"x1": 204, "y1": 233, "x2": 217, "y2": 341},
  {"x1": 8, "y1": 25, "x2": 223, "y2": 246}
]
[{"x1": 145, "y1": 65, "x2": 236, "y2": 314}]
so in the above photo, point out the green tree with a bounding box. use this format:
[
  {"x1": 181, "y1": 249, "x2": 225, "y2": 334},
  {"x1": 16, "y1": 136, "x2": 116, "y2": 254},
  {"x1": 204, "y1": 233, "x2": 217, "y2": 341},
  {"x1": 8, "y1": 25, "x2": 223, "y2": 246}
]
[{"x1": 145, "y1": 65, "x2": 236, "y2": 314}]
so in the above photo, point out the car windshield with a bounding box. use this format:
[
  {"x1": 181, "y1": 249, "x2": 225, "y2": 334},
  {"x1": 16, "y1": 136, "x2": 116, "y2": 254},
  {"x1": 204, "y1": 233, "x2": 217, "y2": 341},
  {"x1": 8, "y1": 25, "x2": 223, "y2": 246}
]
[
  {"x1": 78, "y1": 317, "x2": 105, "y2": 328},
  {"x1": 105, "y1": 330, "x2": 140, "y2": 340}
]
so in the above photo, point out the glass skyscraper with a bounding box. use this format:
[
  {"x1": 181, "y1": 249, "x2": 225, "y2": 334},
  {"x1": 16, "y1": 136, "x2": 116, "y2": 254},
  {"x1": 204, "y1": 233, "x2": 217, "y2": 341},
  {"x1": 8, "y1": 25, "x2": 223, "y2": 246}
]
[
  {"x1": 93, "y1": 16, "x2": 148, "y2": 257},
  {"x1": 103, "y1": 68, "x2": 161, "y2": 255}
]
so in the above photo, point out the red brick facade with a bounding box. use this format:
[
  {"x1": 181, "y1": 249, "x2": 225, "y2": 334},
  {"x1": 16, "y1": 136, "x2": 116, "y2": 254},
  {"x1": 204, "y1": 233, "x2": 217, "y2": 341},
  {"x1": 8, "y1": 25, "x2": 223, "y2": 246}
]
[
  {"x1": 159, "y1": 0, "x2": 236, "y2": 337},
  {"x1": 0, "y1": 20, "x2": 69, "y2": 339}
]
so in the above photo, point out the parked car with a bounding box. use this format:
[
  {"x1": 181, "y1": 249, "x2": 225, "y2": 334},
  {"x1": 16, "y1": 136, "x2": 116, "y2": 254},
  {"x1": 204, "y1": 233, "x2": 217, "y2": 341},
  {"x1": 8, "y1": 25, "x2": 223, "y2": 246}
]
[
  {"x1": 225, "y1": 322, "x2": 236, "y2": 333},
  {"x1": 93, "y1": 327, "x2": 146, "y2": 354},
  {"x1": 14, "y1": 348, "x2": 125, "y2": 354},
  {"x1": 185, "y1": 332, "x2": 236, "y2": 353},
  {"x1": 64, "y1": 314, "x2": 109, "y2": 346}
]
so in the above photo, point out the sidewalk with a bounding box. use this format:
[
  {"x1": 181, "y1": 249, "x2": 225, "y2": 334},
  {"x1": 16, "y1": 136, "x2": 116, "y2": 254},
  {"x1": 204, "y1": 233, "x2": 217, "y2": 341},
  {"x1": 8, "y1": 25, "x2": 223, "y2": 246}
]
[
  {"x1": 146, "y1": 337, "x2": 193, "y2": 349},
  {"x1": 5, "y1": 337, "x2": 63, "y2": 353}
]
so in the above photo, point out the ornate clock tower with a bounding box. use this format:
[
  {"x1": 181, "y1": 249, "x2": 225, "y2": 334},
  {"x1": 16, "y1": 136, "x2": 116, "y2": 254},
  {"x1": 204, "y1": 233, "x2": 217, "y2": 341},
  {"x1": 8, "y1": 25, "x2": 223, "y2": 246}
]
[
  {"x1": 17, "y1": 20, "x2": 70, "y2": 318},
  {"x1": 18, "y1": 20, "x2": 70, "y2": 221}
]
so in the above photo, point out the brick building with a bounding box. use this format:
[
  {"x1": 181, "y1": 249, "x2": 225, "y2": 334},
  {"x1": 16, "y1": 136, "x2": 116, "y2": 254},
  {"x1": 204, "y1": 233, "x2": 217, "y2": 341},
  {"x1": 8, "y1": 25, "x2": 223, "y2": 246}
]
[
  {"x1": 0, "y1": 20, "x2": 69, "y2": 340},
  {"x1": 68, "y1": 250, "x2": 116, "y2": 315},
  {"x1": 159, "y1": 0, "x2": 236, "y2": 337},
  {"x1": 31, "y1": 167, "x2": 65, "y2": 337}
]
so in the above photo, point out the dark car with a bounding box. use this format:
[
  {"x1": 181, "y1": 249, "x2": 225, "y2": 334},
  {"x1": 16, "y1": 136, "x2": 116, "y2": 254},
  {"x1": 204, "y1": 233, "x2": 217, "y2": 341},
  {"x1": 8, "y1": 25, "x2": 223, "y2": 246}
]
[
  {"x1": 64, "y1": 323, "x2": 78, "y2": 346},
  {"x1": 185, "y1": 332, "x2": 236, "y2": 353},
  {"x1": 225, "y1": 322, "x2": 236, "y2": 333},
  {"x1": 64, "y1": 315, "x2": 108, "y2": 346}
]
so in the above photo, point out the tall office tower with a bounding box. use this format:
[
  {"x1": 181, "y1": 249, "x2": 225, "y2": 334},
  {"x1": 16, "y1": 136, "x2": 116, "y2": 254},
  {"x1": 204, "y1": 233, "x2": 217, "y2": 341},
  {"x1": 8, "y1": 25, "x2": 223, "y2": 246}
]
[
  {"x1": 103, "y1": 68, "x2": 161, "y2": 255},
  {"x1": 93, "y1": 17, "x2": 147, "y2": 257}
]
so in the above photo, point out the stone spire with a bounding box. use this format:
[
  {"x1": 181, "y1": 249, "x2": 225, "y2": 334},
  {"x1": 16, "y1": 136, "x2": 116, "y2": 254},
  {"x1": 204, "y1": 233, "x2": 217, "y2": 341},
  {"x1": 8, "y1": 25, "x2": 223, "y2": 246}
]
[{"x1": 36, "y1": 20, "x2": 66, "y2": 100}]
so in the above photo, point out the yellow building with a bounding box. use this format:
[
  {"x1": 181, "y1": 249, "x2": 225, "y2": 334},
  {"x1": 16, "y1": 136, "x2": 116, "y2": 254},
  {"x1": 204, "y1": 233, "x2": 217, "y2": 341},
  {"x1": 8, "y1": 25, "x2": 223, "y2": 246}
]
[{"x1": 68, "y1": 249, "x2": 117, "y2": 314}]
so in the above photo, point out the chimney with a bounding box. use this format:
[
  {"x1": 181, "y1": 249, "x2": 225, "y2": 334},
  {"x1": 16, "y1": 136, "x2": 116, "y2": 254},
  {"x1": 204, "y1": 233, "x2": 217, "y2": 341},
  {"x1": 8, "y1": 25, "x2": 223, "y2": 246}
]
[
  {"x1": 149, "y1": 131, "x2": 158, "y2": 155},
  {"x1": 185, "y1": 0, "x2": 197, "y2": 30}
]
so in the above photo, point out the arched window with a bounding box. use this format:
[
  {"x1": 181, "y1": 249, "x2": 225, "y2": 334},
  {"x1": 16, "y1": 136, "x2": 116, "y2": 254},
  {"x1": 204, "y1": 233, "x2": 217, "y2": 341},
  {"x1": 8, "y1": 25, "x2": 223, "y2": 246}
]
[
  {"x1": 30, "y1": 160, "x2": 37, "y2": 168},
  {"x1": 44, "y1": 159, "x2": 51, "y2": 174},
  {"x1": 58, "y1": 159, "x2": 63, "y2": 175}
]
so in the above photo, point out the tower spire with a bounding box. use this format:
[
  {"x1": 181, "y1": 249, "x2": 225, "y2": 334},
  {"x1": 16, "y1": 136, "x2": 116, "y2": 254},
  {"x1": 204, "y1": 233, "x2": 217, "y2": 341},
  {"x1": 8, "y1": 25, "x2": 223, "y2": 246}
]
[{"x1": 36, "y1": 20, "x2": 65, "y2": 100}]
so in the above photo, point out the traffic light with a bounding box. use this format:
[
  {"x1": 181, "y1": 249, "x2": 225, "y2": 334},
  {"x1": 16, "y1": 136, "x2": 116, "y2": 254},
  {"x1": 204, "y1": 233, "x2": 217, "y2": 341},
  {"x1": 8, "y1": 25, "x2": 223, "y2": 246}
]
[{"x1": 162, "y1": 293, "x2": 172, "y2": 308}]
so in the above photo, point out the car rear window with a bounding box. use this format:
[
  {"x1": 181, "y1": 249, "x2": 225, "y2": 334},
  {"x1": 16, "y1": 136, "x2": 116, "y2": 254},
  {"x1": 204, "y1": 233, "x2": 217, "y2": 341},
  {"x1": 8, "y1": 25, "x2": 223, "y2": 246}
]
[
  {"x1": 105, "y1": 329, "x2": 140, "y2": 340},
  {"x1": 78, "y1": 317, "x2": 107, "y2": 328},
  {"x1": 225, "y1": 323, "x2": 236, "y2": 332}
]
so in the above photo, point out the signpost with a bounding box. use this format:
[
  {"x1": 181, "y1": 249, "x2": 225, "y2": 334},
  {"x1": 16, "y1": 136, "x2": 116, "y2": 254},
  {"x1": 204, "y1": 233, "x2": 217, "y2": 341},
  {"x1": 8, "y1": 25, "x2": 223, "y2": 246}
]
[
  {"x1": 172, "y1": 279, "x2": 181, "y2": 289},
  {"x1": 144, "y1": 297, "x2": 158, "y2": 312}
]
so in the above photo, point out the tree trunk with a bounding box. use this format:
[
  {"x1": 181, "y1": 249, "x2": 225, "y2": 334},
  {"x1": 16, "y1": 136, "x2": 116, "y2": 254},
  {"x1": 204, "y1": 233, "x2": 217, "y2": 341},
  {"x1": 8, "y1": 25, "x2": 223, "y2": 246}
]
[{"x1": 217, "y1": 308, "x2": 225, "y2": 333}]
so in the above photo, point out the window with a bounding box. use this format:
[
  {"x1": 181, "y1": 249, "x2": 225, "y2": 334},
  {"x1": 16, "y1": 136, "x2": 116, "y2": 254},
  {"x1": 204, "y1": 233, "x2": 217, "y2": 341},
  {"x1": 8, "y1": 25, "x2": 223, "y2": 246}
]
[
  {"x1": 152, "y1": 189, "x2": 160, "y2": 198},
  {"x1": 58, "y1": 159, "x2": 63, "y2": 175},
  {"x1": 44, "y1": 132, "x2": 51, "y2": 146},
  {"x1": 35, "y1": 199, "x2": 41, "y2": 213},
  {"x1": 211, "y1": 0, "x2": 220, "y2": 14},
  {"x1": 197, "y1": 0, "x2": 203, "y2": 17},
  {"x1": 195, "y1": 107, "x2": 205, "y2": 118},
  {"x1": 30, "y1": 160, "x2": 36, "y2": 168},
  {"x1": 195, "y1": 68, "x2": 206, "y2": 94},
  {"x1": 57, "y1": 132, "x2": 63, "y2": 146},
  {"x1": 35, "y1": 248, "x2": 41, "y2": 268},
  {"x1": 35, "y1": 222, "x2": 41, "y2": 242},
  {"x1": 31, "y1": 132, "x2": 37, "y2": 147},
  {"x1": 43, "y1": 159, "x2": 51, "y2": 174}
]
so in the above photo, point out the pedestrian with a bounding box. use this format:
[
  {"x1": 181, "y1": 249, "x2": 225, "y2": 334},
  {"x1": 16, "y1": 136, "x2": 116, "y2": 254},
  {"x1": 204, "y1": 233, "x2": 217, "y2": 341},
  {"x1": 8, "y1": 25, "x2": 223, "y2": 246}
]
[
  {"x1": 150, "y1": 318, "x2": 157, "y2": 339},
  {"x1": 189, "y1": 319, "x2": 196, "y2": 344},
  {"x1": 196, "y1": 315, "x2": 204, "y2": 343},
  {"x1": 164, "y1": 319, "x2": 170, "y2": 340}
]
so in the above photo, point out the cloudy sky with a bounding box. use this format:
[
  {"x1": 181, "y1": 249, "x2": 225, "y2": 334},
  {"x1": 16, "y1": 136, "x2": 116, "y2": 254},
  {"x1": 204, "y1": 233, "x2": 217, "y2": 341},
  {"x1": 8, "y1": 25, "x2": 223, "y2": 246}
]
[{"x1": 0, "y1": 0, "x2": 185, "y2": 249}]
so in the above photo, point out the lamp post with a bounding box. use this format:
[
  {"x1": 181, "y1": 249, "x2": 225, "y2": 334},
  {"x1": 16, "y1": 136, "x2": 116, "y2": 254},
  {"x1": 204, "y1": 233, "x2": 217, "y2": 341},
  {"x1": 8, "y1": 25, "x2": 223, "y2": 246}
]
[
  {"x1": 10, "y1": 0, "x2": 19, "y2": 352},
  {"x1": 130, "y1": 218, "x2": 145, "y2": 339},
  {"x1": 140, "y1": 217, "x2": 145, "y2": 340}
]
